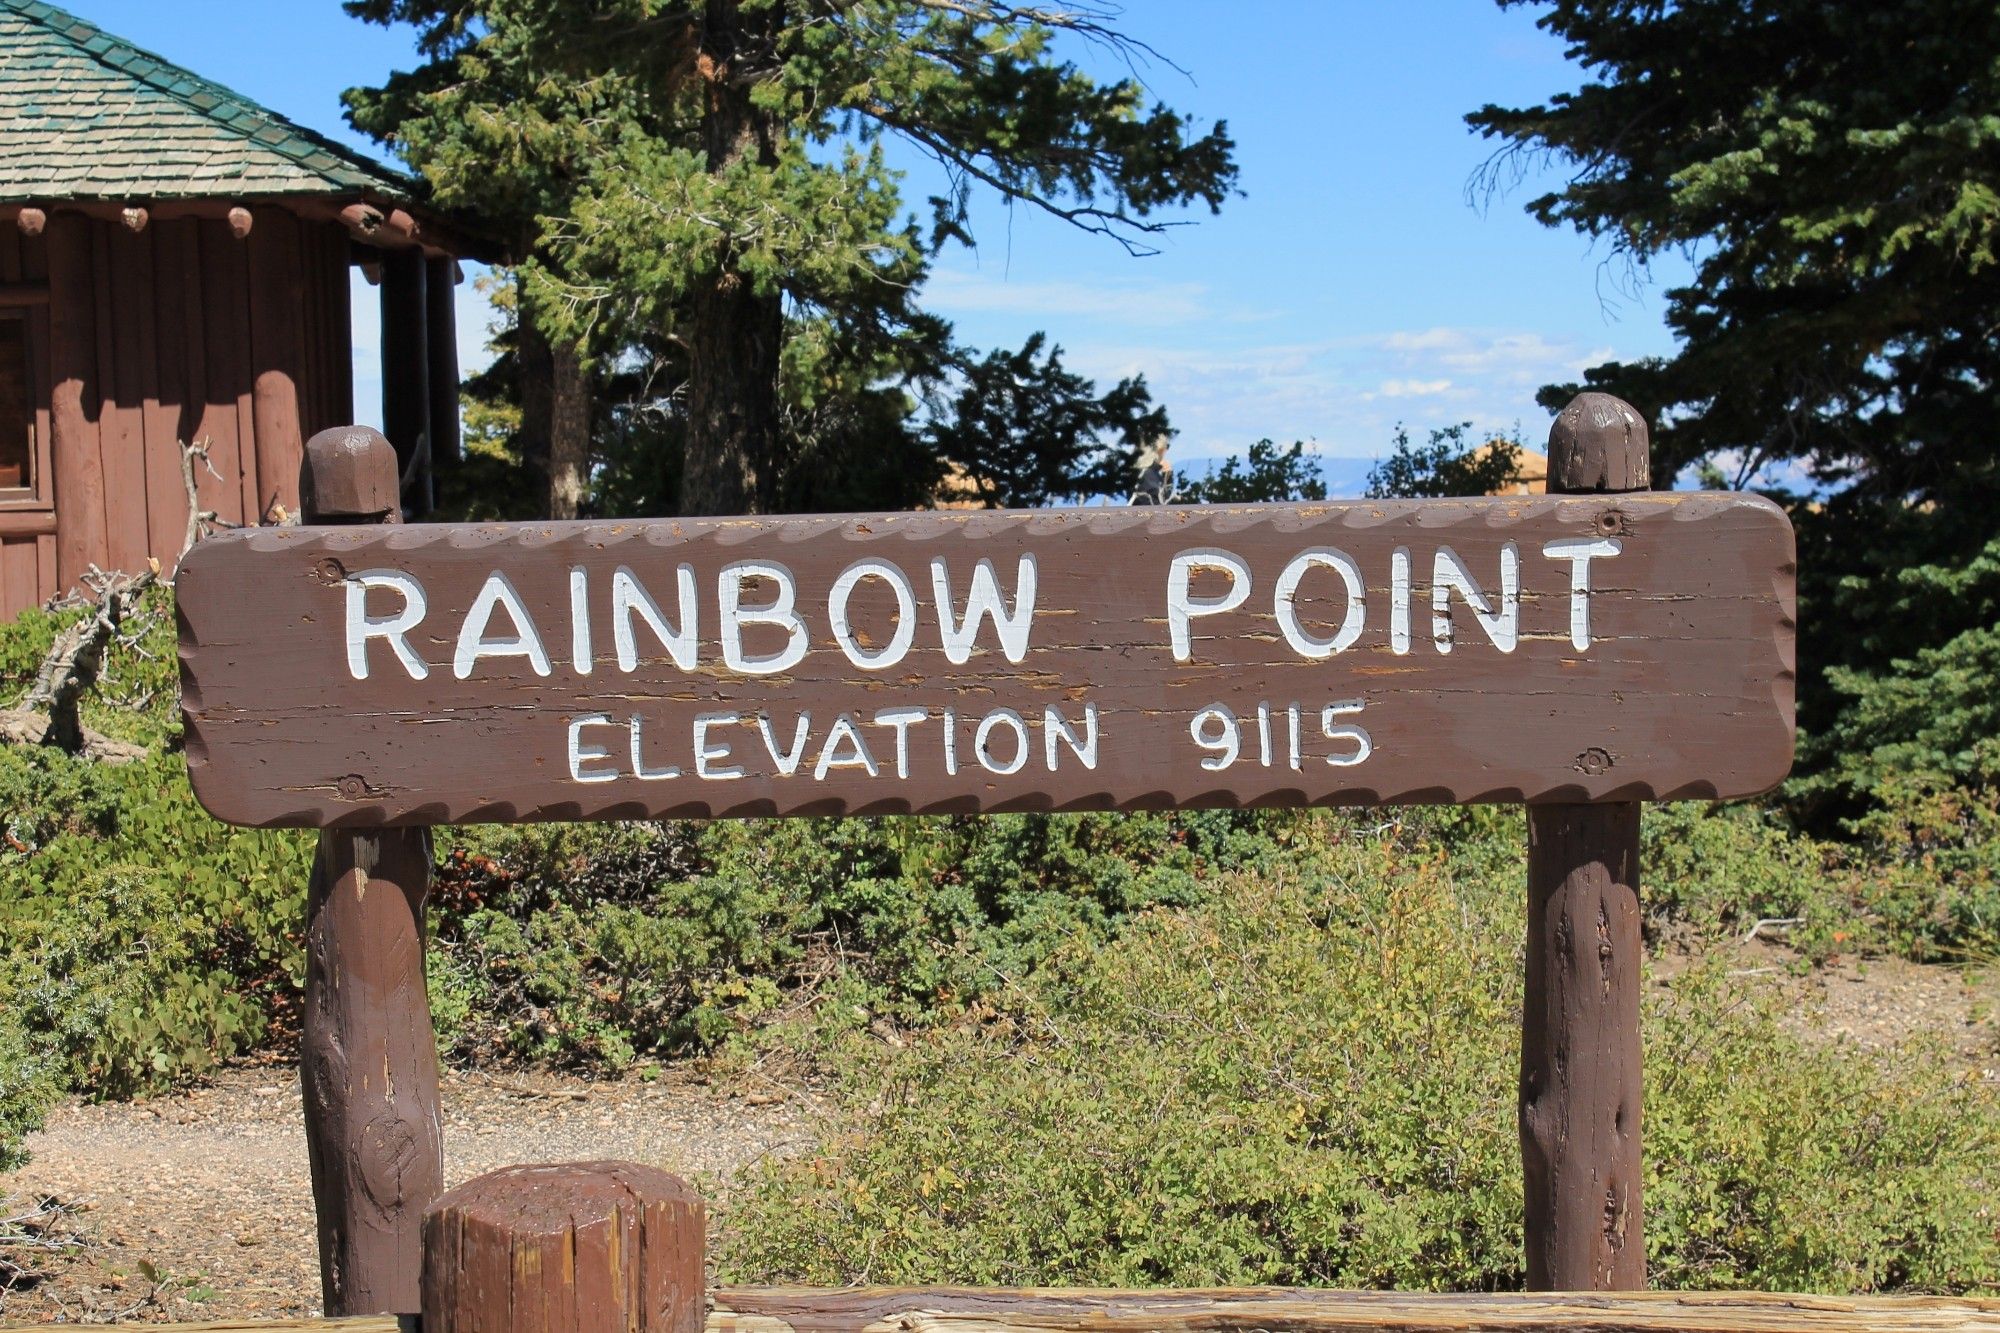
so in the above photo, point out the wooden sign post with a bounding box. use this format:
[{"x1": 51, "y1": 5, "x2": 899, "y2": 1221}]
[
  {"x1": 1522, "y1": 394, "x2": 1653, "y2": 1290},
  {"x1": 178, "y1": 396, "x2": 1797, "y2": 1303},
  {"x1": 295, "y1": 428, "x2": 444, "y2": 1316}
]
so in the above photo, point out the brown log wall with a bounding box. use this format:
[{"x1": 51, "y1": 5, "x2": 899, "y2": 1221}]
[
  {"x1": 0, "y1": 209, "x2": 357, "y2": 617},
  {"x1": 0, "y1": 208, "x2": 57, "y2": 611}
]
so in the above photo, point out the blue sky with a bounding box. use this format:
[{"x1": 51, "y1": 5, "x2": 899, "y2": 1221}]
[{"x1": 70, "y1": 0, "x2": 1691, "y2": 492}]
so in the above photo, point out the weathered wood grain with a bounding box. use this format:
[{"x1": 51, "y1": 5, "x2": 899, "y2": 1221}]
[
  {"x1": 108, "y1": 1288, "x2": 2000, "y2": 1333},
  {"x1": 712, "y1": 1288, "x2": 2000, "y2": 1333},
  {"x1": 422, "y1": 1163, "x2": 705, "y2": 1333},
  {"x1": 1523, "y1": 393, "x2": 1650, "y2": 1291},
  {"x1": 298, "y1": 428, "x2": 443, "y2": 1318},
  {"x1": 179, "y1": 493, "x2": 1794, "y2": 829}
]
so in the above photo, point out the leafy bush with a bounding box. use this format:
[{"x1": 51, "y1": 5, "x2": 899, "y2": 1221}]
[
  {"x1": 0, "y1": 590, "x2": 310, "y2": 1169},
  {"x1": 0, "y1": 591, "x2": 180, "y2": 751},
  {"x1": 0, "y1": 749, "x2": 309, "y2": 1096},
  {"x1": 725, "y1": 822, "x2": 2000, "y2": 1292},
  {"x1": 726, "y1": 823, "x2": 1525, "y2": 1288},
  {"x1": 0, "y1": 872, "x2": 237, "y2": 1170},
  {"x1": 1642, "y1": 799, "x2": 2000, "y2": 963},
  {"x1": 1647, "y1": 965, "x2": 2000, "y2": 1291},
  {"x1": 1842, "y1": 773, "x2": 2000, "y2": 962},
  {"x1": 427, "y1": 808, "x2": 1302, "y2": 1068}
]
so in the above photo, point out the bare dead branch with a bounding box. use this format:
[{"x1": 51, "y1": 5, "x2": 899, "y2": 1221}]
[
  {"x1": 6, "y1": 564, "x2": 157, "y2": 761},
  {"x1": 172, "y1": 436, "x2": 227, "y2": 580}
]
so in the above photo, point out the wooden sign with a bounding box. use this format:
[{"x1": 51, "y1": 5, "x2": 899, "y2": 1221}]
[{"x1": 177, "y1": 494, "x2": 1795, "y2": 828}]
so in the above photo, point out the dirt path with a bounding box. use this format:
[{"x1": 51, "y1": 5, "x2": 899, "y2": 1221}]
[
  {"x1": 1652, "y1": 937, "x2": 2000, "y2": 1077},
  {"x1": 0, "y1": 1062, "x2": 817, "y2": 1324}
]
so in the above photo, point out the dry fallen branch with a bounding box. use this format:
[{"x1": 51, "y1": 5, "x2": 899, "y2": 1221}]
[
  {"x1": 3, "y1": 438, "x2": 235, "y2": 762},
  {"x1": 0, "y1": 564, "x2": 156, "y2": 762},
  {"x1": 0, "y1": 1195, "x2": 87, "y2": 1294}
]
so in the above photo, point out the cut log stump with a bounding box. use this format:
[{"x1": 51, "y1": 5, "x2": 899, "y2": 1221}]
[{"x1": 422, "y1": 1162, "x2": 706, "y2": 1333}]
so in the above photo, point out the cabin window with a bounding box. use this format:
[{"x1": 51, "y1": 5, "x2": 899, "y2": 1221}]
[{"x1": 0, "y1": 313, "x2": 31, "y2": 495}]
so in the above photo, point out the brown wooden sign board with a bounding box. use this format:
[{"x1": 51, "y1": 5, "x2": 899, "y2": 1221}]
[{"x1": 178, "y1": 494, "x2": 1795, "y2": 829}]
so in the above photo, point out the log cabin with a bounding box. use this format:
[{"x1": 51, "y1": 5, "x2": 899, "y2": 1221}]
[{"x1": 0, "y1": 0, "x2": 487, "y2": 616}]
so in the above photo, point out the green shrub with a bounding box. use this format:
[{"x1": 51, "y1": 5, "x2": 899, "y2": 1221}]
[
  {"x1": 0, "y1": 747, "x2": 311, "y2": 1088},
  {"x1": 0, "y1": 592, "x2": 311, "y2": 1117},
  {"x1": 725, "y1": 826, "x2": 1528, "y2": 1288},
  {"x1": 428, "y1": 808, "x2": 1304, "y2": 1069},
  {"x1": 1641, "y1": 797, "x2": 2000, "y2": 963},
  {"x1": 1648, "y1": 964, "x2": 2000, "y2": 1291},
  {"x1": 1843, "y1": 773, "x2": 2000, "y2": 962},
  {"x1": 1642, "y1": 802, "x2": 1854, "y2": 957},
  {"x1": 0, "y1": 872, "x2": 232, "y2": 1168},
  {"x1": 0, "y1": 587, "x2": 182, "y2": 751},
  {"x1": 725, "y1": 824, "x2": 2000, "y2": 1292}
]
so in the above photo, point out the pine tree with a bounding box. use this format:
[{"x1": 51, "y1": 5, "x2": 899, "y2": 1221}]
[
  {"x1": 345, "y1": 1, "x2": 1236, "y2": 517},
  {"x1": 1470, "y1": 0, "x2": 2000, "y2": 824},
  {"x1": 1469, "y1": 0, "x2": 2000, "y2": 506}
]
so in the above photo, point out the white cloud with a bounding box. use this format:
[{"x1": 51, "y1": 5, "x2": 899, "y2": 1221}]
[
  {"x1": 1372, "y1": 377, "x2": 1454, "y2": 399},
  {"x1": 1381, "y1": 328, "x2": 1465, "y2": 352},
  {"x1": 1061, "y1": 324, "x2": 1622, "y2": 467},
  {"x1": 924, "y1": 267, "x2": 1230, "y2": 329}
]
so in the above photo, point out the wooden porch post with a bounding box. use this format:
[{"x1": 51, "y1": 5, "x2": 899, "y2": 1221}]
[
  {"x1": 45, "y1": 210, "x2": 107, "y2": 593},
  {"x1": 425, "y1": 257, "x2": 461, "y2": 474},
  {"x1": 379, "y1": 250, "x2": 430, "y2": 514},
  {"x1": 1521, "y1": 392, "x2": 1651, "y2": 1291}
]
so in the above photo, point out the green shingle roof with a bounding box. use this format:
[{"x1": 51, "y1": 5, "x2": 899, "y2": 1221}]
[{"x1": 0, "y1": 0, "x2": 418, "y2": 201}]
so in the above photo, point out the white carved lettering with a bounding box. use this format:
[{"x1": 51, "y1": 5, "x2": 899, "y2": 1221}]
[
  {"x1": 1167, "y1": 548, "x2": 1252, "y2": 662},
  {"x1": 1431, "y1": 543, "x2": 1520, "y2": 654},
  {"x1": 344, "y1": 569, "x2": 430, "y2": 681},
  {"x1": 454, "y1": 572, "x2": 551, "y2": 679},
  {"x1": 932, "y1": 556, "x2": 1037, "y2": 665},
  {"x1": 1273, "y1": 548, "x2": 1365, "y2": 658},
  {"x1": 719, "y1": 561, "x2": 809, "y2": 675},
  {"x1": 613, "y1": 564, "x2": 698, "y2": 673}
]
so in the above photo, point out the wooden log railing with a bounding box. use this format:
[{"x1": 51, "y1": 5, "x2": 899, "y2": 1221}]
[
  {"x1": 103, "y1": 1163, "x2": 2000, "y2": 1333},
  {"x1": 114, "y1": 1287, "x2": 2000, "y2": 1333}
]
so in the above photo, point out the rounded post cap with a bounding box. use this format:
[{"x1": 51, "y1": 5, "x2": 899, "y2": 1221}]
[
  {"x1": 302, "y1": 426, "x2": 401, "y2": 522},
  {"x1": 1548, "y1": 392, "x2": 1651, "y2": 495}
]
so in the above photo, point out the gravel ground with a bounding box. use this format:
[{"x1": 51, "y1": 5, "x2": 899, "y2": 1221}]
[{"x1": 0, "y1": 1062, "x2": 818, "y2": 1324}]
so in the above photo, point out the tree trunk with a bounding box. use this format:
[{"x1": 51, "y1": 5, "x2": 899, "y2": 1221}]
[
  {"x1": 516, "y1": 296, "x2": 554, "y2": 516},
  {"x1": 548, "y1": 339, "x2": 591, "y2": 519},
  {"x1": 682, "y1": 1, "x2": 784, "y2": 518}
]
